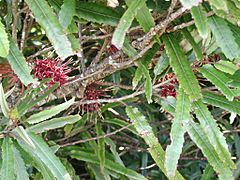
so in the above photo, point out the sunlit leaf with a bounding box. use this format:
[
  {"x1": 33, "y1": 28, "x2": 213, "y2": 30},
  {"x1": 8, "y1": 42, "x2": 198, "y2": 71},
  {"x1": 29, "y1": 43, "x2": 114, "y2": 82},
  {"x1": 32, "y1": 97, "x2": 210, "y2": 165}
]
[{"x1": 0, "y1": 21, "x2": 9, "y2": 57}]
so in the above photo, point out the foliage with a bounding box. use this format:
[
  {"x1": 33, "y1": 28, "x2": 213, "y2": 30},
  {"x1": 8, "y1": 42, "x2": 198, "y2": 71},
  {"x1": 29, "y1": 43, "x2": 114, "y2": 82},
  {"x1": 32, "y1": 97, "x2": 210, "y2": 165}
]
[{"x1": 0, "y1": 0, "x2": 240, "y2": 179}]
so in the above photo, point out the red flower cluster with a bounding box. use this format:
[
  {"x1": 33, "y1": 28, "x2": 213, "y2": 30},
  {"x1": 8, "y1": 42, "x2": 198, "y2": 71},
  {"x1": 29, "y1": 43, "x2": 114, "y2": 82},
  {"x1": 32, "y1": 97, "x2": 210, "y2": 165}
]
[
  {"x1": 81, "y1": 85, "x2": 104, "y2": 113},
  {"x1": 34, "y1": 58, "x2": 71, "y2": 85},
  {"x1": 160, "y1": 73, "x2": 178, "y2": 98}
]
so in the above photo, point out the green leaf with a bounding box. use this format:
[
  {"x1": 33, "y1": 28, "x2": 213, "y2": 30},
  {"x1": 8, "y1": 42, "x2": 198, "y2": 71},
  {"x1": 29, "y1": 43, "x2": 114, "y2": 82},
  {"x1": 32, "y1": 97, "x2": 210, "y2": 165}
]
[
  {"x1": 112, "y1": 0, "x2": 146, "y2": 49},
  {"x1": 17, "y1": 83, "x2": 59, "y2": 116},
  {"x1": 191, "y1": 6, "x2": 209, "y2": 39},
  {"x1": 13, "y1": 146, "x2": 29, "y2": 180},
  {"x1": 76, "y1": 2, "x2": 121, "y2": 26},
  {"x1": 184, "y1": 120, "x2": 234, "y2": 179},
  {"x1": 201, "y1": 164, "x2": 215, "y2": 180},
  {"x1": 126, "y1": 106, "x2": 184, "y2": 179},
  {"x1": 16, "y1": 142, "x2": 55, "y2": 180},
  {"x1": 96, "y1": 123, "x2": 105, "y2": 171},
  {"x1": 69, "y1": 149, "x2": 147, "y2": 180},
  {"x1": 0, "y1": 138, "x2": 15, "y2": 180},
  {"x1": 0, "y1": 21, "x2": 9, "y2": 57},
  {"x1": 162, "y1": 33, "x2": 202, "y2": 100},
  {"x1": 25, "y1": 0, "x2": 73, "y2": 59},
  {"x1": 182, "y1": 29, "x2": 203, "y2": 60},
  {"x1": 26, "y1": 98, "x2": 75, "y2": 124},
  {"x1": 208, "y1": 15, "x2": 240, "y2": 60},
  {"x1": 28, "y1": 115, "x2": 81, "y2": 133},
  {"x1": 165, "y1": 88, "x2": 191, "y2": 177},
  {"x1": 7, "y1": 38, "x2": 36, "y2": 86},
  {"x1": 153, "y1": 52, "x2": 170, "y2": 77},
  {"x1": 13, "y1": 126, "x2": 35, "y2": 148},
  {"x1": 139, "y1": 63, "x2": 152, "y2": 103},
  {"x1": 125, "y1": 0, "x2": 154, "y2": 32},
  {"x1": 214, "y1": 60, "x2": 238, "y2": 75},
  {"x1": 179, "y1": 0, "x2": 202, "y2": 9},
  {"x1": 199, "y1": 64, "x2": 235, "y2": 101},
  {"x1": 17, "y1": 132, "x2": 71, "y2": 180},
  {"x1": 0, "y1": 83, "x2": 10, "y2": 118},
  {"x1": 192, "y1": 100, "x2": 236, "y2": 169},
  {"x1": 208, "y1": 0, "x2": 228, "y2": 12},
  {"x1": 59, "y1": 0, "x2": 76, "y2": 29},
  {"x1": 202, "y1": 90, "x2": 240, "y2": 115}
]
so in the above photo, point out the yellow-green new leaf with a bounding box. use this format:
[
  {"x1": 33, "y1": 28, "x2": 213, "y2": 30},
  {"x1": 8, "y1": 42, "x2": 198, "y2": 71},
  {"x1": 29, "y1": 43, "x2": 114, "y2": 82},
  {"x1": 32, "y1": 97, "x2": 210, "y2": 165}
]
[
  {"x1": 26, "y1": 98, "x2": 75, "y2": 124},
  {"x1": 191, "y1": 6, "x2": 209, "y2": 39},
  {"x1": 25, "y1": 0, "x2": 74, "y2": 59},
  {"x1": 112, "y1": 0, "x2": 145, "y2": 49},
  {"x1": 185, "y1": 120, "x2": 234, "y2": 179},
  {"x1": 214, "y1": 60, "x2": 238, "y2": 75},
  {"x1": 126, "y1": 106, "x2": 184, "y2": 179},
  {"x1": 0, "y1": 138, "x2": 15, "y2": 180},
  {"x1": 165, "y1": 88, "x2": 191, "y2": 177},
  {"x1": 208, "y1": 16, "x2": 240, "y2": 60},
  {"x1": 192, "y1": 100, "x2": 236, "y2": 169},
  {"x1": 0, "y1": 21, "x2": 9, "y2": 57},
  {"x1": 7, "y1": 39, "x2": 36, "y2": 86},
  {"x1": 162, "y1": 34, "x2": 202, "y2": 100},
  {"x1": 199, "y1": 64, "x2": 235, "y2": 101}
]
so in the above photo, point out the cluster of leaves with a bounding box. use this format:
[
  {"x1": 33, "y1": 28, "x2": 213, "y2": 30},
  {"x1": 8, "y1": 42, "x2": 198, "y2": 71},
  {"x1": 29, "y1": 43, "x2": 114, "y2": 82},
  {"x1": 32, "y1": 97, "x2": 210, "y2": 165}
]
[{"x1": 0, "y1": 0, "x2": 240, "y2": 179}]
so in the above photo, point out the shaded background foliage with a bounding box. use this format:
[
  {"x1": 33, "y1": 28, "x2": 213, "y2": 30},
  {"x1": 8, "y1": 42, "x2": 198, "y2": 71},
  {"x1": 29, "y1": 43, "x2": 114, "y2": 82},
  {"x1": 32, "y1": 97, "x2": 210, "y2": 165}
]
[{"x1": 0, "y1": 0, "x2": 240, "y2": 179}]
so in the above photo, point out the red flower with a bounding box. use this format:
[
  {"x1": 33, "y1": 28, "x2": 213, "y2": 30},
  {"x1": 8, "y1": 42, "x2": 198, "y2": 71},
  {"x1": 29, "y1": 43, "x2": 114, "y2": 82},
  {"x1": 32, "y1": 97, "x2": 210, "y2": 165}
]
[
  {"x1": 33, "y1": 58, "x2": 71, "y2": 85},
  {"x1": 160, "y1": 73, "x2": 178, "y2": 98},
  {"x1": 81, "y1": 84, "x2": 104, "y2": 113}
]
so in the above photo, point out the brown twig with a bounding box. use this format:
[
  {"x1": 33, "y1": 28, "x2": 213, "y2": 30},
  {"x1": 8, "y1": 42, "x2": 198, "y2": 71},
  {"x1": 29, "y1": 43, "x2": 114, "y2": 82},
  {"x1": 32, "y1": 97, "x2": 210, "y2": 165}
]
[
  {"x1": 60, "y1": 123, "x2": 133, "y2": 147},
  {"x1": 12, "y1": 0, "x2": 18, "y2": 43}
]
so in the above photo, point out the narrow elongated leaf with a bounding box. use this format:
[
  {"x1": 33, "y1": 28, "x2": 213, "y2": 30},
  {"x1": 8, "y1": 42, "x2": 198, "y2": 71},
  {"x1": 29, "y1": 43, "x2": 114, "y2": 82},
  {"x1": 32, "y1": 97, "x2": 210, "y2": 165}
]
[
  {"x1": 112, "y1": 0, "x2": 145, "y2": 49},
  {"x1": 59, "y1": 0, "x2": 75, "y2": 29},
  {"x1": 0, "y1": 83, "x2": 10, "y2": 118},
  {"x1": 202, "y1": 90, "x2": 240, "y2": 115},
  {"x1": 17, "y1": 83, "x2": 59, "y2": 116},
  {"x1": 25, "y1": 0, "x2": 73, "y2": 59},
  {"x1": 96, "y1": 123, "x2": 105, "y2": 170},
  {"x1": 208, "y1": 16, "x2": 240, "y2": 60},
  {"x1": 208, "y1": 0, "x2": 228, "y2": 12},
  {"x1": 16, "y1": 142, "x2": 55, "y2": 180},
  {"x1": 126, "y1": 106, "x2": 184, "y2": 179},
  {"x1": 199, "y1": 64, "x2": 235, "y2": 100},
  {"x1": 28, "y1": 115, "x2": 81, "y2": 133},
  {"x1": 68, "y1": 149, "x2": 147, "y2": 180},
  {"x1": 7, "y1": 39, "x2": 36, "y2": 86},
  {"x1": 125, "y1": 0, "x2": 154, "y2": 32},
  {"x1": 76, "y1": 2, "x2": 121, "y2": 26},
  {"x1": 13, "y1": 147, "x2": 29, "y2": 180},
  {"x1": 0, "y1": 21, "x2": 9, "y2": 57},
  {"x1": 214, "y1": 60, "x2": 238, "y2": 75},
  {"x1": 185, "y1": 120, "x2": 234, "y2": 179},
  {"x1": 191, "y1": 6, "x2": 209, "y2": 39},
  {"x1": 153, "y1": 52, "x2": 170, "y2": 77},
  {"x1": 179, "y1": 0, "x2": 202, "y2": 9},
  {"x1": 26, "y1": 98, "x2": 75, "y2": 124},
  {"x1": 201, "y1": 164, "x2": 215, "y2": 180},
  {"x1": 0, "y1": 138, "x2": 15, "y2": 180},
  {"x1": 165, "y1": 88, "x2": 191, "y2": 177},
  {"x1": 17, "y1": 132, "x2": 71, "y2": 180},
  {"x1": 13, "y1": 126, "x2": 35, "y2": 148},
  {"x1": 182, "y1": 29, "x2": 203, "y2": 60},
  {"x1": 192, "y1": 100, "x2": 236, "y2": 169},
  {"x1": 162, "y1": 34, "x2": 202, "y2": 100},
  {"x1": 139, "y1": 63, "x2": 152, "y2": 103}
]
